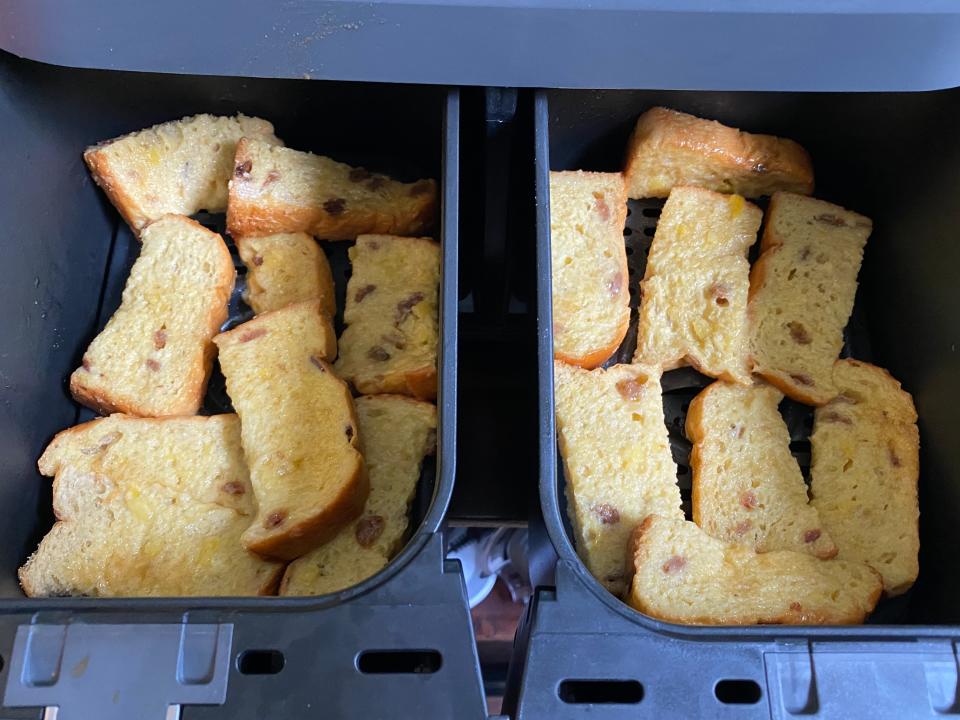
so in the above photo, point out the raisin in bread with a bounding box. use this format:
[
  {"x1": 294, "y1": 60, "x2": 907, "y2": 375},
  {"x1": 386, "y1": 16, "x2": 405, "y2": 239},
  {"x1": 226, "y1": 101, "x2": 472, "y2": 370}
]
[
  {"x1": 236, "y1": 232, "x2": 336, "y2": 316},
  {"x1": 688, "y1": 380, "x2": 837, "y2": 558},
  {"x1": 633, "y1": 187, "x2": 761, "y2": 383},
  {"x1": 550, "y1": 171, "x2": 630, "y2": 368},
  {"x1": 749, "y1": 192, "x2": 872, "y2": 405},
  {"x1": 214, "y1": 301, "x2": 367, "y2": 561},
  {"x1": 280, "y1": 395, "x2": 437, "y2": 595},
  {"x1": 627, "y1": 515, "x2": 882, "y2": 625},
  {"x1": 334, "y1": 235, "x2": 440, "y2": 400},
  {"x1": 20, "y1": 414, "x2": 284, "y2": 597},
  {"x1": 623, "y1": 107, "x2": 814, "y2": 199},
  {"x1": 810, "y1": 360, "x2": 920, "y2": 596},
  {"x1": 554, "y1": 361, "x2": 682, "y2": 596},
  {"x1": 70, "y1": 215, "x2": 234, "y2": 417},
  {"x1": 227, "y1": 138, "x2": 436, "y2": 240},
  {"x1": 84, "y1": 114, "x2": 281, "y2": 235}
]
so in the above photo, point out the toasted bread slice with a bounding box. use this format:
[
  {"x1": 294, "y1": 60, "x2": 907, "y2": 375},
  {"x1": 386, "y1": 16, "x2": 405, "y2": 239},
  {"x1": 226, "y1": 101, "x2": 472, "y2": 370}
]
[
  {"x1": 549, "y1": 171, "x2": 630, "y2": 368},
  {"x1": 84, "y1": 114, "x2": 281, "y2": 235},
  {"x1": 20, "y1": 414, "x2": 284, "y2": 597},
  {"x1": 627, "y1": 515, "x2": 882, "y2": 625},
  {"x1": 214, "y1": 302, "x2": 367, "y2": 561},
  {"x1": 633, "y1": 187, "x2": 761, "y2": 383},
  {"x1": 70, "y1": 215, "x2": 234, "y2": 417},
  {"x1": 623, "y1": 107, "x2": 814, "y2": 199},
  {"x1": 236, "y1": 232, "x2": 336, "y2": 316},
  {"x1": 334, "y1": 235, "x2": 440, "y2": 400},
  {"x1": 554, "y1": 361, "x2": 682, "y2": 596},
  {"x1": 749, "y1": 192, "x2": 872, "y2": 405},
  {"x1": 688, "y1": 380, "x2": 837, "y2": 558},
  {"x1": 227, "y1": 138, "x2": 436, "y2": 240},
  {"x1": 811, "y1": 360, "x2": 920, "y2": 596},
  {"x1": 280, "y1": 395, "x2": 437, "y2": 595}
]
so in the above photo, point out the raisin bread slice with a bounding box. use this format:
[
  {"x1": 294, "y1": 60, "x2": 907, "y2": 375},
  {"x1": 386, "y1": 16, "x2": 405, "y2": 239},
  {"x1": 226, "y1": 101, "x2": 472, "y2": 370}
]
[
  {"x1": 70, "y1": 215, "x2": 234, "y2": 417},
  {"x1": 214, "y1": 301, "x2": 367, "y2": 561},
  {"x1": 688, "y1": 380, "x2": 837, "y2": 558},
  {"x1": 810, "y1": 359, "x2": 920, "y2": 596},
  {"x1": 20, "y1": 414, "x2": 284, "y2": 597},
  {"x1": 335, "y1": 235, "x2": 440, "y2": 400},
  {"x1": 623, "y1": 107, "x2": 814, "y2": 199},
  {"x1": 550, "y1": 171, "x2": 630, "y2": 368},
  {"x1": 236, "y1": 232, "x2": 336, "y2": 316},
  {"x1": 749, "y1": 192, "x2": 872, "y2": 405},
  {"x1": 84, "y1": 114, "x2": 281, "y2": 235},
  {"x1": 555, "y1": 361, "x2": 682, "y2": 596},
  {"x1": 227, "y1": 138, "x2": 436, "y2": 240},
  {"x1": 280, "y1": 395, "x2": 437, "y2": 595},
  {"x1": 633, "y1": 187, "x2": 761, "y2": 383},
  {"x1": 627, "y1": 515, "x2": 882, "y2": 625}
]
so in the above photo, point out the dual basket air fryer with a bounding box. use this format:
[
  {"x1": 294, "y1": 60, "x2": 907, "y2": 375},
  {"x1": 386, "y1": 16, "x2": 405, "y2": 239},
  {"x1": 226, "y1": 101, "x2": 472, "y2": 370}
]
[{"x1": 3, "y1": 24, "x2": 960, "y2": 720}]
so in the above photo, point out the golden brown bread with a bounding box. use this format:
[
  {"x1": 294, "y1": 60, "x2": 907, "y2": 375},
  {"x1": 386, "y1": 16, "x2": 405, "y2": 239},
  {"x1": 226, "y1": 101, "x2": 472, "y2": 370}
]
[
  {"x1": 20, "y1": 414, "x2": 284, "y2": 597},
  {"x1": 626, "y1": 515, "x2": 882, "y2": 625},
  {"x1": 633, "y1": 187, "x2": 761, "y2": 383},
  {"x1": 554, "y1": 361, "x2": 682, "y2": 596},
  {"x1": 688, "y1": 380, "x2": 837, "y2": 559},
  {"x1": 335, "y1": 235, "x2": 440, "y2": 400},
  {"x1": 69, "y1": 215, "x2": 234, "y2": 417},
  {"x1": 549, "y1": 171, "x2": 630, "y2": 369},
  {"x1": 227, "y1": 138, "x2": 437, "y2": 240},
  {"x1": 748, "y1": 192, "x2": 871, "y2": 405},
  {"x1": 280, "y1": 395, "x2": 437, "y2": 595},
  {"x1": 810, "y1": 359, "x2": 920, "y2": 596},
  {"x1": 623, "y1": 107, "x2": 814, "y2": 199},
  {"x1": 214, "y1": 301, "x2": 368, "y2": 561},
  {"x1": 236, "y1": 232, "x2": 336, "y2": 316},
  {"x1": 84, "y1": 113, "x2": 281, "y2": 235}
]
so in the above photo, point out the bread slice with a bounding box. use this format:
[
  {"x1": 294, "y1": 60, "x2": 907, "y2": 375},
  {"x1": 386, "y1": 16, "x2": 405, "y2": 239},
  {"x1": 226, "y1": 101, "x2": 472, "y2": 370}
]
[
  {"x1": 70, "y1": 215, "x2": 234, "y2": 417},
  {"x1": 633, "y1": 187, "x2": 761, "y2": 383},
  {"x1": 554, "y1": 361, "x2": 682, "y2": 596},
  {"x1": 627, "y1": 515, "x2": 882, "y2": 625},
  {"x1": 20, "y1": 414, "x2": 284, "y2": 597},
  {"x1": 749, "y1": 192, "x2": 872, "y2": 405},
  {"x1": 84, "y1": 114, "x2": 281, "y2": 235},
  {"x1": 214, "y1": 301, "x2": 367, "y2": 560},
  {"x1": 227, "y1": 138, "x2": 437, "y2": 240},
  {"x1": 810, "y1": 360, "x2": 920, "y2": 596},
  {"x1": 280, "y1": 395, "x2": 437, "y2": 595},
  {"x1": 549, "y1": 171, "x2": 630, "y2": 368},
  {"x1": 236, "y1": 232, "x2": 336, "y2": 316},
  {"x1": 623, "y1": 107, "x2": 814, "y2": 199},
  {"x1": 688, "y1": 380, "x2": 837, "y2": 558},
  {"x1": 334, "y1": 235, "x2": 440, "y2": 400}
]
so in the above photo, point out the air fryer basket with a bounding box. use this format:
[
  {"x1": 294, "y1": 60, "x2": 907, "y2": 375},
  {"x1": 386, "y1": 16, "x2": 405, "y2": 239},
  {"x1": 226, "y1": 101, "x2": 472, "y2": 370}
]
[
  {"x1": 0, "y1": 52, "x2": 486, "y2": 720},
  {"x1": 501, "y1": 88, "x2": 960, "y2": 719}
]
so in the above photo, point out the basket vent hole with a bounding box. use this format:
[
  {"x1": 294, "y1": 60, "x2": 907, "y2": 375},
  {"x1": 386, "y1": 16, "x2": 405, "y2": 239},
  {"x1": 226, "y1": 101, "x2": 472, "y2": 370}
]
[
  {"x1": 357, "y1": 650, "x2": 441, "y2": 674},
  {"x1": 237, "y1": 649, "x2": 284, "y2": 675},
  {"x1": 558, "y1": 679, "x2": 644, "y2": 705},
  {"x1": 641, "y1": 207, "x2": 661, "y2": 218},
  {"x1": 715, "y1": 679, "x2": 762, "y2": 704},
  {"x1": 643, "y1": 226, "x2": 656, "y2": 237}
]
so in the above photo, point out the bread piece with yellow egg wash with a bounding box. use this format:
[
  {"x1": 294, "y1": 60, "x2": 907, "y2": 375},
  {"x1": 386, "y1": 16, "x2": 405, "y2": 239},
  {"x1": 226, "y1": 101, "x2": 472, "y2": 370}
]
[
  {"x1": 19, "y1": 414, "x2": 284, "y2": 597},
  {"x1": 633, "y1": 186, "x2": 760, "y2": 383},
  {"x1": 214, "y1": 301, "x2": 367, "y2": 561},
  {"x1": 84, "y1": 114, "x2": 282, "y2": 236}
]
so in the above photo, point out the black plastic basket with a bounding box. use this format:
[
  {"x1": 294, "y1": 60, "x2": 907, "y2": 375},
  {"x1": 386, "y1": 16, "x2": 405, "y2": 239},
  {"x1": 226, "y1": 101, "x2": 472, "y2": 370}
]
[
  {"x1": 505, "y1": 89, "x2": 960, "y2": 719},
  {"x1": 0, "y1": 52, "x2": 486, "y2": 720}
]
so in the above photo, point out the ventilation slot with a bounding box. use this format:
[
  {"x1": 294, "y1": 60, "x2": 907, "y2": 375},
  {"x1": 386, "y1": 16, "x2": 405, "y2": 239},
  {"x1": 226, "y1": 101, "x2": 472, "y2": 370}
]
[
  {"x1": 715, "y1": 679, "x2": 762, "y2": 704},
  {"x1": 357, "y1": 650, "x2": 442, "y2": 674},
  {"x1": 558, "y1": 679, "x2": 644, "y2": 704},
  {"x1": 237, "y1": 650, "x2": 284, "y2": 675}
]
